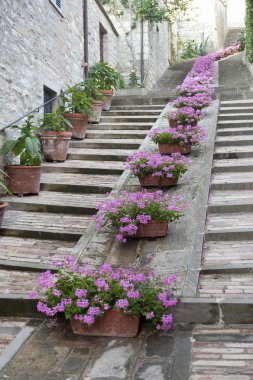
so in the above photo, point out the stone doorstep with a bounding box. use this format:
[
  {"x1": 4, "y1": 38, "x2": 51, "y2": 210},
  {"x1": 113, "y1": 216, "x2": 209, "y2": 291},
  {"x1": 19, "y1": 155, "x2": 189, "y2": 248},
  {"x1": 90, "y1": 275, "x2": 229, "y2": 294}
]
[{"x1": 2, "y1": 296, "x2": 253, "y2": 324}]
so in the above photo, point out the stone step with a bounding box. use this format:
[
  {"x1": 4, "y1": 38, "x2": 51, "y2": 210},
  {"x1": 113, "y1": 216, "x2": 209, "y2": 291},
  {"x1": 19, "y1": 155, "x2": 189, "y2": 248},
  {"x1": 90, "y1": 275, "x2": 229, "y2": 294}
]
[
  {"x1": 198, "y1": 273, "x2": 253, "y2": 298},
  {"x1": 87, "y1": 123, "x2": 153, "y2": 130},
  {"x1": 217, "y1": 127, "x2": 253, "y2": 136},
  {"x1": 219, "y1": 113, "x2": 253, "y2": 121},
  {"x1": 100, "y1": 115, "x2": 157, "y2": 123},
  {"x1": 0, "y1": 239, "x2": 75, "y2": 268},
  {"x1": 214, "y1": 145, "x2": 253, "y2": 159},
  {"x1": 6, "y1": 191, "x2": 105, "y2": 215},
  {"x1": 211, "y1": 172, "x2": 253, "y2": 190},
  {"x1": 212, "y1": 158, "x2": 253, "y2": 173},
  {"x1": 110, "y1": 104, "x2": 165, "y2": 110},
  {"x1": 220, "y1": 106, "x2": 253, "y2": 114},
  {"x1": 215, "y1": 135, "x2": 253, "y2": 146},
  {"x1": 220, "y1": 99, "x2": 253, "y2": 107},
  {"x1": 202, "y1": 240, "x2": 253, "y2": 267},
  {"x1": 102, "y1": 110, "x2": 162, "y2": 116},
  {"x1": 208, "y1": 189, "x2": 253, "y2": 213},
  {"x1": 42, "y1": 160, "x2": 124, "y2": 175},
  {"x1": 111, "y1": 97, "x2": 167, "y2": 106},
  {"x1": 218, "y1": 120, "x2": 253, "y2": 128},
  {"x1": 205, "y1": 213, "x2": 253, "y2": 240},
  {"x1": 86, "y1": 130, "x2": 149, "y2": 140},
  {"x1": 41, "y1": 173, "x2": 118, "y2": 193},
  {"x1": 0, "y1": 210, "x2": 90, "y2": 240},
  {"x1": 67, "y1": 148, "x2": 135, "y2": 162},
  {"x1": 69, "y1": 139, "x2": 143, "y2": 149}
]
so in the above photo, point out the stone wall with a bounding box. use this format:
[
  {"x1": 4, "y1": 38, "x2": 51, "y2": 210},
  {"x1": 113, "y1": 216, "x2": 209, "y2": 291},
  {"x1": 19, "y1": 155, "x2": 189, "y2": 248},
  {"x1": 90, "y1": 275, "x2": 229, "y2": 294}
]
[
  {"x1": 0, "y1": 0, "x2": 118, "y2": 130},
  {"x1": 177, "y1": 0, "x2": 228, "y2": 57}
]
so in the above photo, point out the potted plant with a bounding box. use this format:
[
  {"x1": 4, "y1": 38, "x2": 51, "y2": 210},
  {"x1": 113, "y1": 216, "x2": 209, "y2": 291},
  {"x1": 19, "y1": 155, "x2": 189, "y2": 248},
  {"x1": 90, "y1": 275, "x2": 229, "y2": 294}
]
[
  {"x1": 89, "y1": 61, "x2": 125, "y2": 110},
  {"x1": 0, "y1": 169, "x2": 11, "y2": 228},
  {"x1": 149, "y1": 125, "x2": 206, "y2": 155},
  {"x1": 83, "y1": 78, "x2": 105, "y2": 123},
  {"x1": 168, "y1": 107, "x2": 203, "y2": 128},
  {"x1": 33, "y1": 257, "x2": 178, "y2": 337},
  {"x1": 40, "y1": 109, "x2": 72, "y2": 162},
  {"x1": 0, "y1": 115, "x2": 42, "y2": 195},
  {"x1": 94, "y1": 190, "x2": 187, "y2": 242},
  {"x1": 62, "y1": 83, "x2": 92, "y2": 139},
  {"x1": 125, "y1": 151, "x2": 191, "y2": 188}
]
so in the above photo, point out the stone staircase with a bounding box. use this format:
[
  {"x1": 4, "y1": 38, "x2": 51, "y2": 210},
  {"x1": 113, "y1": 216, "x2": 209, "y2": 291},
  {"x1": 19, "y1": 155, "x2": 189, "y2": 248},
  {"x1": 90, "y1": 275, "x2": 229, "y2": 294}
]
[
  {"x1": 199, "y1": 98, "x2": 253, "y2": 302},
  {"x1": 0, "y1": 98, "x2": 166, "y2": 304},
  {"x1": 224, "y1": 27, "x2": 244, "y2": 48}
]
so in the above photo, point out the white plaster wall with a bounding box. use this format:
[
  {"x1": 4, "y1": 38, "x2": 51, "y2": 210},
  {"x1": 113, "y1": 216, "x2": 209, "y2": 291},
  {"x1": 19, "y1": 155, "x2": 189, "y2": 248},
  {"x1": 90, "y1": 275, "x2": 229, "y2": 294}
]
[{"x1": 227, "y1": 0, "x2": 245, "y2": 27}]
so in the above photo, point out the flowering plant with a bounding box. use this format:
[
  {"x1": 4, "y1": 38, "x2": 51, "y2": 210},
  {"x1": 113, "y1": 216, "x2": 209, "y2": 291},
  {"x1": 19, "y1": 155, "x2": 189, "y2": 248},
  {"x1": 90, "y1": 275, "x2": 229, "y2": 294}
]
[
  {"x1": 169, "y1": 106, "x2": 203, "y2": 124},
  {"x1": 215, "y1": 44, "x2": 241, "y2": 60},
  {"x1": 172, "y1": 93, "x2": 212, "y2": 110},
  {"x1": 149, "y1": 125, "x2": 206, "y2": 145},
  {"x1": 125, "y1": 151, "x2": 191, "y2": 179},
  {"x1": 94, "y1": 190, "x2": 187, "y2": 242},
  {"x1": 35, "y1": 257, "x2": 178, "y2": 332}
]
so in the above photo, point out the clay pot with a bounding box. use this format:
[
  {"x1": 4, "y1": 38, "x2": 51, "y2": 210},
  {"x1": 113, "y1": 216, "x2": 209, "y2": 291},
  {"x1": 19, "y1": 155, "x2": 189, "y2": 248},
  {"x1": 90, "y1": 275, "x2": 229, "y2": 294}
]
[
  {"x1": 6, "y1": 165, "x2": 42, "y2": 195},
  {"x1": 135, "y1": 220, "x2": 168, "y2": 238},
  {"x1": 169, "y1": 119, "x2": 197, "y2": 128},
  {"x1": 63, "y1": 113, "x2": 89, "y2": 139},
  {"x1": 158, "y1": 142, "x2": 191, "y2": 156},
  {"x1": 88, "y1": 100, "x2": 104, "y2": 123},
  {"x1": 0, "y1": 202, "x2": 8, "y2": 228},
  {"x1": 139, "y1": 174, "x2": 178, "y2": 188},
  {"x1": 70, "y1": 309, "x2": 140, "y2": 337},
  {"x1": 101, "y1": 90, "x2": 113, "y2": 111},
  {"x1": 40, "y1": 131, "x2": 72, "y2": 162}
]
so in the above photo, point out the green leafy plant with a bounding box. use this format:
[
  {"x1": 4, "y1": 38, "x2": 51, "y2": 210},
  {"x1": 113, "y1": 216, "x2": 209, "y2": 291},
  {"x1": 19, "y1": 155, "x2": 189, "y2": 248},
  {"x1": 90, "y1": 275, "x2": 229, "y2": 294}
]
[
  {"x1": 128, "y1": 70, "x2": 140, "y2": 87},
  {"x1": 82, "y1": 78, "x2": 105, "y2": 101},
  {"x1": 0, "y1": 169, "x2": 11, "y2": 196},
  {"x1": 246, "y1": 0, "x2": 253, "y2": 62},
  {"x1": 88, "y1": 62, "x2": 125, "y2": 91},
  {"x1": 181, "y1": 40, "x2": 196, "y2": 60},
  {"x1": 40, "y1": 109, "x2": 72, "y2": 132},
  {"x1": 62, "y1": 84, "x2": 93, "y2": 115},
  {"x1": 0, "y1": 115, "x2": 41, "y2": 166},
  {"x1": 196, "y1": 36, "x2": 209, "y2": 56}
]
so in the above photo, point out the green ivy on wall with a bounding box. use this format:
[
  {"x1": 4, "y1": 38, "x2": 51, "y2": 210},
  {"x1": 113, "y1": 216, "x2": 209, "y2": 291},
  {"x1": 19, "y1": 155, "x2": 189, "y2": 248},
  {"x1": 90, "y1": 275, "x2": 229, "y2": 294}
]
[{"x1": 245, "y1": 0, "x2": 253, "y2": 63}]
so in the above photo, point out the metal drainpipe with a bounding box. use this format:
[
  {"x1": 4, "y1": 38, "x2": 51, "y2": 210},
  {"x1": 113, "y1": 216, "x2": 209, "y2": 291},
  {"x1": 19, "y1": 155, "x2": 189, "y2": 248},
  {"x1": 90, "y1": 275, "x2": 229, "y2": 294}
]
[
  {"x1": 83, "y1": 0, "x2": 89, "y2": 77},
  {"x1": 140, "y1": 17, "x2": 144, "y2": 85}
]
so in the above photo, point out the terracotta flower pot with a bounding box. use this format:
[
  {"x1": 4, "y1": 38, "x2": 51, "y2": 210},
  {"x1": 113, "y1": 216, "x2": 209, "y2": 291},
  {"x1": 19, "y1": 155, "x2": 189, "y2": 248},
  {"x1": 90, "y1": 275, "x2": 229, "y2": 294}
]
[
  {"x1": 88, "y1": 100, "x2": 104, "y2": 124},
  {"x1": 0, "y1": 202, "x2": 8, "y2": 228},
  {"x1": 70, "y1": 309, "x2": 140, "y2": 337},
  {"x1": 6, "y1": 165, "x2": 42, "y2": 195},
  {"x1": 63, "y1": 113, "x2": 89, "y2": 139},
  {"x1": 139, "y1": 174, "x2": 178, "y2": 188},
  {"x1": 40, "y1": 131, "x2": 72, "y2": 162},
  {"x1": 101, "y1": 90, "x2": 113, "y2": 111},
  {"x1": 169, "y1": 119, "x2": 197, "y2": 128},
  {"x1": 158, "y1": 142, "x2": 191, "y2": 156},
  {"x1": 135, "y1": 220, "x2": 168, "y2": 238}
]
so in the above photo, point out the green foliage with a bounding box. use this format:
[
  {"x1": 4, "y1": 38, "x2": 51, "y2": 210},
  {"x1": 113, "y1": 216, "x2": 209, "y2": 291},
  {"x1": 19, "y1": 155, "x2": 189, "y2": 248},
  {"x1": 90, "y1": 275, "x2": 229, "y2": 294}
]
[
  {"x1": 128, "y1": 70, "x2": 140, "y2": 87},
  {"x1": 132, "y1": 0, "x2": 169, "y2": 25},
  {"x1": 196, "y1": 36, "x2": 209, "y2": 56},
  {"x1": 245, "y1": 0, "x2": 253, "y2": 62},
  {"x1": 0, "y1": 115, "x2": 41, "y2": 166},
  {"x1": 39, "y1": 109, "x2": 72, "y2": 132},
  {"x1": 62, "y1": 84, "x2": 93, "y2": 116},
  {"x1": 88, "y1": 61, "x2": 125, "y2": 90},
  {"x1": 181, "y1": 40, "x2": 196, "y2": 60},
  {"x1": 0, "y1": 169, "x2": 11, "y2": 196},
  {"x1": 82, "y1": 78, "x2": 105, "y2": 101}
]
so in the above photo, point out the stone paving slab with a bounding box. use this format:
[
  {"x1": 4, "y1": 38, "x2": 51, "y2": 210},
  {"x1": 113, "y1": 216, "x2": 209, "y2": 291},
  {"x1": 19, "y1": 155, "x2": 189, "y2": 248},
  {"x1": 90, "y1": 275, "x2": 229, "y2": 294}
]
[
  {"x1": 0, "y1": 270, "x2": 37, "y2": 294},
  {"x1": 42, "y1": 159, "x2": 124, "y2": 172},
  {"x1": 202, "y1": 241, "x2": 253, "y2": 266},
  {"x1": 41, "y1": 173, "x2": 119, "y2": 187},
  {"x1": 0, "y1": 236, "x2": 75, "y2": 265},
  {"x1": 211, "y1": 171, "x2": 253, "y2": 184}
]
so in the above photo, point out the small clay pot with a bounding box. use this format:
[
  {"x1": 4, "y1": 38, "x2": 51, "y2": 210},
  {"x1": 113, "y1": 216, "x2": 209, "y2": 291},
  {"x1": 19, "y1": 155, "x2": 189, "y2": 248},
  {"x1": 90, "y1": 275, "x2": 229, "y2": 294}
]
[
  {"x1": 88, "y1": 100, "x2": 104, "y2": 123},
  {"x1": 0, "y1": 202, "x2": 8, "y2": 228},
  {"x1": 134, "y1": 220, "x2": 168, "y2": 238},
  {"x1": 101, "y1": 90, "x2": 113, "y2": 111},
  {"x1": 158, "y1": 142, "x2": 191, "y2": 156},
  {"x1": 6, "y1": 165, "x2": 42, "y2": 195},
  {"x1": 40, "y1": 131, "x2": 72, "y2": 162},
  {"x1": 139, "y1": 174, "x2": 178, "y2": 188},
  {"x1": 71, "y1": 309, "x2": 140, "y2": 337},
  {"x1": 63, "y1": 113, "x2": 89, "y2": 139}
]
